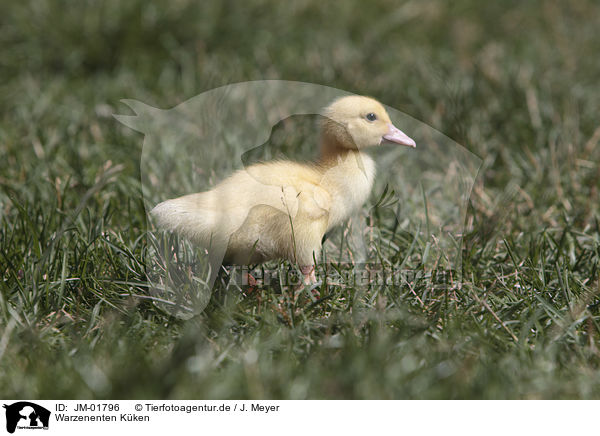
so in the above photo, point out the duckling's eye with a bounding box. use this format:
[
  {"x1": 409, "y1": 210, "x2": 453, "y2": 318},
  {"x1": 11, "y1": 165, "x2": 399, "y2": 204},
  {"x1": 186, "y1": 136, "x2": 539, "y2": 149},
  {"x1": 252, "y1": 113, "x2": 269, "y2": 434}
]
[{"x1": 366, "y1": 113, "x2": 377, "y2": 122}]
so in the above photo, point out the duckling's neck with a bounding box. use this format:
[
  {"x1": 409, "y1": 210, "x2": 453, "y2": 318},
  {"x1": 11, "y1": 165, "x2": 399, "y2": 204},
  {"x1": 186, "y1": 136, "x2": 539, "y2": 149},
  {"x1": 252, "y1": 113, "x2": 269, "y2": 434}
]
[
  {"x1": 318, "y1": 135, "x2": 376, "y2": 229},
  {"x1": 319, "y1": 135, "x2": 367, "y2": 164}
]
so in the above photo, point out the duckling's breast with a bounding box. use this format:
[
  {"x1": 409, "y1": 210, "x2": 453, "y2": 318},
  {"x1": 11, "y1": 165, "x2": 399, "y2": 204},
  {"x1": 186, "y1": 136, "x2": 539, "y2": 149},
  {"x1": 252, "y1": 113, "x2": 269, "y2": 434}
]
[{"x1": 321, "y1": 151, "x2": 376, "y2": 229}]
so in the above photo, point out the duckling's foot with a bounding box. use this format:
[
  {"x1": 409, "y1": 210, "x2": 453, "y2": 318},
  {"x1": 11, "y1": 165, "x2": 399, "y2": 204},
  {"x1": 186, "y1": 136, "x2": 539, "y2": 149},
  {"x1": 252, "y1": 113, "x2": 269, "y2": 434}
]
[
  {"x1": 293, "y1": 282, "x2": 322, "y2": 300},
  {"x1": 306, "y1": 282, "x2": 322, "y2": 299},
  {"x1": 242, "y1": 272, "x2": 258, "y2": 295}
]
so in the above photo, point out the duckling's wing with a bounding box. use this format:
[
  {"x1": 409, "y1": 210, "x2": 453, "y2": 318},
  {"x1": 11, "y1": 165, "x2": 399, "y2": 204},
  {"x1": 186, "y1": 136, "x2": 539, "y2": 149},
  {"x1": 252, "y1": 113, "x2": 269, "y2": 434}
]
[
  {"x1": 217, "y1": 170, "x2": 300, "y2": 219},
  {"x1": 301, "y1": 185, "x2": 331, "y2": 220},
  {"x1": 245, "y1": 161, "x2": 331, "y2": 221}
]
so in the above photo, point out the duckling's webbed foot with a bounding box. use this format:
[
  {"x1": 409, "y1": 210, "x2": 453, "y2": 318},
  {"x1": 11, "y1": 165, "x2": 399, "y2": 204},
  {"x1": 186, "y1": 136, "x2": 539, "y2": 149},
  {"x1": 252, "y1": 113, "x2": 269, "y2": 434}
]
[{"x1": 242, "y1": 271, "x2": 259, "y2": 295}]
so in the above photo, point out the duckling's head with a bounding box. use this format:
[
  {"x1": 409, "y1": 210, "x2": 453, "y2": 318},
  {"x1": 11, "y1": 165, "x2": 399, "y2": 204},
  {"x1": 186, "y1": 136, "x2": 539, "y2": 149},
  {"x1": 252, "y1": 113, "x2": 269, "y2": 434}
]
[{"x1": 321, "y1": 95, "x2": 416, "y2": 152}]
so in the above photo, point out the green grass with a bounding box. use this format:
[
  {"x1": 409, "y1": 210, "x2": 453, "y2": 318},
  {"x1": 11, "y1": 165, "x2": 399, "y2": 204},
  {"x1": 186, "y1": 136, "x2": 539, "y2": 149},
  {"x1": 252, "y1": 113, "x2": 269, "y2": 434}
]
[{"x1": 1, "y1": 0, "x2": 600, "y2": 399}]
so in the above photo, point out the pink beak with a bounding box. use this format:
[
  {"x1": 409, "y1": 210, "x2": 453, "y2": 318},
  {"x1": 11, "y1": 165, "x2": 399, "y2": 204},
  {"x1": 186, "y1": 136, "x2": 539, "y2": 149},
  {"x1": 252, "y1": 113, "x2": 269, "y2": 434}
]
[{"x1": 383, "y1": 124, "x2": 416, "y2": 148}]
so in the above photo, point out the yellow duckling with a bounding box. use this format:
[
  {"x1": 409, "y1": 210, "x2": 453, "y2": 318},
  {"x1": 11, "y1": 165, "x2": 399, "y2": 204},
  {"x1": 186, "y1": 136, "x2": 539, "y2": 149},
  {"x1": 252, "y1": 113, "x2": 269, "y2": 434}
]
[{"x1": 151, "y1": 95, "x2": 416, "y2": 284}]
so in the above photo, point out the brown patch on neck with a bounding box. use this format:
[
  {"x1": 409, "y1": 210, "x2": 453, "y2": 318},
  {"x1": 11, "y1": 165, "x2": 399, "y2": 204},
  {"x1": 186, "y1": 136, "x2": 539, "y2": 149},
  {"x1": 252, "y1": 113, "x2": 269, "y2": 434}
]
[{"x1": 319, "y1": 127, "x2": 358, "y2": 161}]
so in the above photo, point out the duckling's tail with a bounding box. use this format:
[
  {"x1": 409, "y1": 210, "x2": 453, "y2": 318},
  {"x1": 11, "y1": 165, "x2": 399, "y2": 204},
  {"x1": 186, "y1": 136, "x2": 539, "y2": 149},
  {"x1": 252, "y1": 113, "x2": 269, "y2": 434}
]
[{"x1": 150, "y1": 193, "x2": 220, "y2": 246}]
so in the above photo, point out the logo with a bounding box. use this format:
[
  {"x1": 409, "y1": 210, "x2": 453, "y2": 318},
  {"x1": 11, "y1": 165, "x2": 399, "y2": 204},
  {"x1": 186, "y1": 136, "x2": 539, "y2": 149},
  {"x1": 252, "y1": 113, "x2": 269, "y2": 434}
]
[
  {"x1": 115, "y1": 81, "x2": 482, "y2": 318},
  {"x1": 3, "y1": 402, "x2": 50, "y2": 434}
]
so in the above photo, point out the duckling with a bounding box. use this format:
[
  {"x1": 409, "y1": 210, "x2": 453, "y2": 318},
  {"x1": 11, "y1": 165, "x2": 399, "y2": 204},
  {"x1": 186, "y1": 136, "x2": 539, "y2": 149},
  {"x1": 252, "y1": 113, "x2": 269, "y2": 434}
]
[{"x1": 151, "y1": 95, "x2": 416, "y2": 284}]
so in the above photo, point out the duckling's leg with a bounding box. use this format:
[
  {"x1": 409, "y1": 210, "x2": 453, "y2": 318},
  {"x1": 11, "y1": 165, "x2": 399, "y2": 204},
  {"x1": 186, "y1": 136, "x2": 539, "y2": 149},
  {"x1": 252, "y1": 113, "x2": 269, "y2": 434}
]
[
  {"x1": 300, "y1": 265, "x2": 317, "y2": 284},
  {"x1": 206, "y1": 238, "x2": 229, "y2": 291},
  {"x1": 242, "y1": 271, "x2": 259, "y2": 296},
  {"x1": 294, "y1": 223, "x2": 324, "y2": 291},
  {"x1": 298, "y1": 265, "x2": 321, "y2": 298}
]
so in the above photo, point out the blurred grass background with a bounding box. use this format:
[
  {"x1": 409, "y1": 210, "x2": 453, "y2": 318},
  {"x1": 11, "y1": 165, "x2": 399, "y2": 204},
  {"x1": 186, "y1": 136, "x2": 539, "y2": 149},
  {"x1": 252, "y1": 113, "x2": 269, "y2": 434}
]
[{"x1": 1, "y1": 0, "x2": 599, "y2": 398}]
